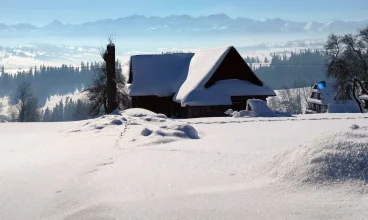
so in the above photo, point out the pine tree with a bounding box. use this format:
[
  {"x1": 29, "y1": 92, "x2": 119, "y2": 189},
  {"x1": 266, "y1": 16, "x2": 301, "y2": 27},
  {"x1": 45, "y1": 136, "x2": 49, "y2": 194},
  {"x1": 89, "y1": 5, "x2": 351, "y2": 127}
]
[
  {"x1": 10, "y1": 82, "x2": 40, "y2": 122},
  {"x1": 58, "y1": 99, "x2": 64, "y2": 121},
  {"x1": 50, "y1": 102, "x2": 64, "y2": 122},
  {"x1": 43, "y1": 107, "x2": 52, "y2": 122},
  {"x1": 73, "y1": 99, "x2": 90, "y2": 121}
]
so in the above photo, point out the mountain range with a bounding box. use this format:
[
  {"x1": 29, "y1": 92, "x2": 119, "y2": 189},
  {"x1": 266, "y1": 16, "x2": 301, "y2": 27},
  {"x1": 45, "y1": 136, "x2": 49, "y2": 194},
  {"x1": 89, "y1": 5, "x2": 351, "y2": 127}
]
[{"x1": 1, "y1": 14, "x2": 368, "y2": 38}]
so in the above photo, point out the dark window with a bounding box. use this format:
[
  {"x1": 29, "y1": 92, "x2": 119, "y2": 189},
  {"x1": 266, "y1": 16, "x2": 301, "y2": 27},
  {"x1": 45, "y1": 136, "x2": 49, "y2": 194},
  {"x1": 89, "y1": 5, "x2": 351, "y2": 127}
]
[{"x1": 311, "y1": 92, "x2": 322, "y2": 100}]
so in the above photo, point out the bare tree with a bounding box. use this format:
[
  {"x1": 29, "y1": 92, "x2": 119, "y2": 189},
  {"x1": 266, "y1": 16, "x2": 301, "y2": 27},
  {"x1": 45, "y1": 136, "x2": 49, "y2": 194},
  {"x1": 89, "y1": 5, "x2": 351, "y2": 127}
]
[
  {"x1": 8, "y1": 105, "x2": 18, "y2": 122},
  {"x1": 10, "y1": 82, "x2": 40, "y2": 122},
  {"x1": 325, "y1": 26, "x2": 368, "y2": 112},
  {"x1": 268, "y1": 84, "x2": 310, "y2": 115}
]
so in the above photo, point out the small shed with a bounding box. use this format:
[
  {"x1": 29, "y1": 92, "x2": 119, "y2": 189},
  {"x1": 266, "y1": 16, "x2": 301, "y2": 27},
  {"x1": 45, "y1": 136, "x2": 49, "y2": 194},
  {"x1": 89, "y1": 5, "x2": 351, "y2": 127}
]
[{"x1": 306, "y1": 80, "x2": 359, "y2": 113}]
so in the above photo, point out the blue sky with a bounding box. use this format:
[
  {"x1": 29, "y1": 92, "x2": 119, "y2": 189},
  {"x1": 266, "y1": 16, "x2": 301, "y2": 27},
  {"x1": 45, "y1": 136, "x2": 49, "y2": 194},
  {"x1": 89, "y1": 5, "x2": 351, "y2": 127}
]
[{"x1": 1, "y1": 0, "x2": 368, "y2": 26}]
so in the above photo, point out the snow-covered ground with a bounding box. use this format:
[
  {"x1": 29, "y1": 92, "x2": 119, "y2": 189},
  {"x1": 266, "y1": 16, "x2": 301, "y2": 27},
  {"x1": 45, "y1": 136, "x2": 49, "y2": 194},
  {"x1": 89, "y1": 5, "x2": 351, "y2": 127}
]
[{"x1": 1, "y1": 110, "x2": 368, "y2": 220}]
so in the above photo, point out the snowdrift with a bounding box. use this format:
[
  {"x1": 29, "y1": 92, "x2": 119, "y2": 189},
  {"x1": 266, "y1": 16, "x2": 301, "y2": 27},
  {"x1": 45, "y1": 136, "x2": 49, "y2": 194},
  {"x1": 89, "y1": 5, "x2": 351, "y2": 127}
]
[
  {"x1": 270, "y1": 124, "x2": 368, "y2": 185},
  {"x1": 72, "y1": 108, "x2": 199, "y2": 145},
  {"x1": 225, "y1": 99, "x2": 291, "y2": 118}
]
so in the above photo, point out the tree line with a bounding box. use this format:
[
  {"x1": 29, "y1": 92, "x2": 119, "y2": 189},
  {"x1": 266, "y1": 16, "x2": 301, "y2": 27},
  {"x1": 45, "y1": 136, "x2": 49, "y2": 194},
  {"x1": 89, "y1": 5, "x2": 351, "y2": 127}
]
[
  {"x1": 0, "y1": 61, "x2": 124, "y2": 105},
  {"x1": 3, "y1": 58, "x2": 130, "y2": 122},
  {"x1": 254, "y1": 49, "x2": 328, "y2": 90},
  {"x1": 42, "y1": 98, "x2": 90, "y2": 122}
]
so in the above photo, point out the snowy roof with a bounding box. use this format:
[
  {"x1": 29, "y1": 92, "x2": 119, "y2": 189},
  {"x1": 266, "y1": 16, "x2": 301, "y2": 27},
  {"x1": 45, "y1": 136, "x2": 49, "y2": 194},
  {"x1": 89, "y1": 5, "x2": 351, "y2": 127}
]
[
  {"x1": 176, "y1": 79, "x2": 275, "y2": 106},
  {"x1": 175, "y1": 46, "x2": 275, "y2": 106},
  {"x1": 307, "y1": 98, "x2": 324, "y2": 105},
  {"x1": 127, "y1": 53, "x2": 194, "y2": 97},
  {"x1": 359, "y1": 94, "x2": 368, "y2": 100}
]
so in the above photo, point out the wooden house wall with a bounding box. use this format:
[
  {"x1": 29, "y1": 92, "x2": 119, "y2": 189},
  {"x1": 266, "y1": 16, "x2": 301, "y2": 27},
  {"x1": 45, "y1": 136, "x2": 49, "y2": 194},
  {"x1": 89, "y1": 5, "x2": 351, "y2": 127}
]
[
  {"x1": 179, "y1": 96, "x2": 268, "y2": 118},
  {"x1": 131, "y1": 96, "x2": 174, "y2": 117},
  {"x1": 132, "y1": 95, "x2": 269, "y2": 118},
  {"x1": 180, "y1": 106, "x2": 231, "y2": 118}
]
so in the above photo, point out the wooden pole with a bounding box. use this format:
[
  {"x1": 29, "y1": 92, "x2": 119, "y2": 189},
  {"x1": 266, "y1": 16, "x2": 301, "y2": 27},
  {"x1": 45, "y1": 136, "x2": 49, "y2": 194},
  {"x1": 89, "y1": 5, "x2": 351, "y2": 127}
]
[{"x1": 103, "y1": 43, "x2": 118, "y2": 114}]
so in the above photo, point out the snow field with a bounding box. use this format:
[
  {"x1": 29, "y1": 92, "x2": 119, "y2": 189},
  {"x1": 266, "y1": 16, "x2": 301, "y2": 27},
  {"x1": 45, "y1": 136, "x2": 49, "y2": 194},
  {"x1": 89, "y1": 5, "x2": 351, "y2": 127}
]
[{"x1": 1, "y1": 110, "x2": 368, "y2": 219}]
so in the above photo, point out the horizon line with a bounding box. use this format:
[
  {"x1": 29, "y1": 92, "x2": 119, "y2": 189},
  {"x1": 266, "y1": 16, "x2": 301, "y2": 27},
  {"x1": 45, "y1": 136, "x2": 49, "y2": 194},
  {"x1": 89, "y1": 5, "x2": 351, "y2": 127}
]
[{"x1": 3, "y1": 13, "x2": 368, "y2": 27}]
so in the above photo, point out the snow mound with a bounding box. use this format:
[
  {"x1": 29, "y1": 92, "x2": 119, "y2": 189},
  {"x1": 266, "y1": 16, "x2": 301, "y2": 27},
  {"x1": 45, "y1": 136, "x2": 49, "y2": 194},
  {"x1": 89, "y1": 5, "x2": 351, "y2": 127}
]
[
  {"x1": 270, "y1": 125, "x2": 368, "y2": 184},
  {"x1": 232, "y1": 110, "x2": 257, "y2": 118},
  {"x1": 137, "y1": 124, "x2": 199, "y2": 145},
  {"x1": 77, "y1": 115, "x2": 127, "y2": 131},
  {"x1": 247, "y1": 99, "x2": 276, "y2": 117},
  {"x1": 141, "y1": 128, "x2": 153, "y2": 136},
  {"x1": 110, "y1": 119, "x2": 123, "y2": 125},
  {"x1": 225, "y1": 100, "x2": 290, "y2": 118},
  {"x1": 122, "y1": 108, "x2": 157, "y2": 118},
  {"x1": 110, "y1": 109, "x2": 123, "y2": 116},
  {"x1": 72, "y1": 108, "x2": 200, "y2": 145},
  {"x1": 167, "y1": 124, "x2": 200, "y2": 139},
  {"x1": 224, "y1": 109, "x2": 234, "y2": 115},
  {"x1": 350, "y1": 124, "x2": 360, "y2": 130}
]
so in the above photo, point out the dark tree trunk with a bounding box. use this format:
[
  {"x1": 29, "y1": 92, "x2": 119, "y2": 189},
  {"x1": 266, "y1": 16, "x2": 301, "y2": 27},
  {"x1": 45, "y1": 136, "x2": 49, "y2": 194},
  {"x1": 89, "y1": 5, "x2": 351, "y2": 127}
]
[
  {"x1": 355, "y1": 79, "x2": 368, "y2": 95},
  {"x1": 20, "y1": 103, "x2": 25, "y2": 122},
  {"x1": 103, "y1": 44, "x2": 118, "y2": 114},
  {"x1": 352, "y1": 82, "x2": 364, "y2": 113}
]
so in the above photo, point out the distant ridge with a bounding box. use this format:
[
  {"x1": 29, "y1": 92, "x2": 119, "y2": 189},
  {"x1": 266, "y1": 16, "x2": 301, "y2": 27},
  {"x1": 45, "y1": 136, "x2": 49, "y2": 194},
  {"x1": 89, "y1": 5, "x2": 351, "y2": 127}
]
[{"x1": 1, "y1": 14, "x2": 367, "y2": 37}]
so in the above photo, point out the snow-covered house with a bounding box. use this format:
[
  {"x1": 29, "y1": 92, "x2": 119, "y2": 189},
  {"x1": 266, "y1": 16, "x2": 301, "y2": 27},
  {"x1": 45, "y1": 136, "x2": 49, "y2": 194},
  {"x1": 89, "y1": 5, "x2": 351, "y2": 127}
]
[
  {"x1": 306, "y1": 80, "x2": 360, "y2": 113},
  {"x1": 128, "y1": 46, "x2": 276, "y2": 118}
]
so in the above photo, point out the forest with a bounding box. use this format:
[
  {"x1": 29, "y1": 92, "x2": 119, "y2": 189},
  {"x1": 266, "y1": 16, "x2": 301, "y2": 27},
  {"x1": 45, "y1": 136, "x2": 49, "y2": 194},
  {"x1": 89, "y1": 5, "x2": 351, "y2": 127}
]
[
  {"x1": 0, "y1": 61, "x2": 123, "y2": 105},
  {"x1": 255, "y1": 49, "x2": 328, "y2": 89}
]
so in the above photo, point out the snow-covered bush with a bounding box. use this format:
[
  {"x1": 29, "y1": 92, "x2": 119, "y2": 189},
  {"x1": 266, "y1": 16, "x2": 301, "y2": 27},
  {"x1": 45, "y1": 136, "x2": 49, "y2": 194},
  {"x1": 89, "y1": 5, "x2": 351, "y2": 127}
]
[
  {"x1": 225, "y1": 99, "x2": 289, "y2": 118},
  {"x1": 268, "y1": 87, "x2": 310, "y2": 115}
]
